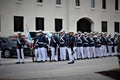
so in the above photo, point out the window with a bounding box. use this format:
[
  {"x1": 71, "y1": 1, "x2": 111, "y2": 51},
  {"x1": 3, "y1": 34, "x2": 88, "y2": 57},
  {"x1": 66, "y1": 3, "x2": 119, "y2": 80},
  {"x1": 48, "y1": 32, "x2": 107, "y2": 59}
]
[
  {"x1": 115, "y1": 0, "x2": 119, "y2": 10},
  {"x1": 115, "y1": 22, "x2": 119, "y2": 33},
  {"x1": 16, "y1": 0, "x2": 23, "y2": 4},
  {"x1": 102, "y1": 21, "x2": 107, "y2": 32},
  {"x1": 0, "y1": 15, "x2": 1, "y2": 32},
  {"x1": 14, "y1": 16, "x2": 24, "y2": 32},
  {"x1": 36, "y1": 17, "x2": 44, "y2": 30},
  {"x1": 56, "y1": 0, "x2": 61, "y2": 5},
  {"x1": 37, "y1": 0, "x2": 43, "y2": 3},
  {"x1": 55, "y1": 19, "x2": 62, "y2": 32},
  {"x1": 76, "y1": 0, "x2": 80, "y2": 6},
  {"x1": 91, "y1": 0, "x2": 95, "y2": 8},
  {"x1": 102, "y1": 0, "x2": 106, "y2": 9},
  {"x1": 37, "y1": 0, "x2": 43, "y2": 6},
  {"x1": 17, "y1": 0, "x2": 23, "y2": 1},
  {"x1": 0, "y1": 38, "x2": 7, "y2": 44}
]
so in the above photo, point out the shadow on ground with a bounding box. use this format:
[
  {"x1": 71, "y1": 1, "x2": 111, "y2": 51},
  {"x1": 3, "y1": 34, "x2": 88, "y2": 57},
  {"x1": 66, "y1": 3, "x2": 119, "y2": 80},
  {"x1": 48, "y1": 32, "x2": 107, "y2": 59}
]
[{"x1": 96, "y1": 68, "x2": 120, "y2": 80}]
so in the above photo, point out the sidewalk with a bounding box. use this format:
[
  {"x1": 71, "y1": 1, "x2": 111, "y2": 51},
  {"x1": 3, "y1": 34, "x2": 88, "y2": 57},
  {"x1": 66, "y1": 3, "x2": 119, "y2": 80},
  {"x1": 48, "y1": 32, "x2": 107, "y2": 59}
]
[
  {"x1": 1, "y1": 53, "x2": 120, "y2": 64},
  {"x1": 0, "y1": 56, "x2": 119, "y2": 80},
  {"x1": 1, "y1": 57, "x2": 32, "y2": 64}
]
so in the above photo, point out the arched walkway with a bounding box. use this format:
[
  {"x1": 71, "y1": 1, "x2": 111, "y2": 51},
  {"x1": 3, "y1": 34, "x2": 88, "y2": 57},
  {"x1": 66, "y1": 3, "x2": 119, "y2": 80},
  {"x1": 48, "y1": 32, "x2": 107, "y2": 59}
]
[{"x1": 77, "y1": 18, "x2": 94, "y2": 33}]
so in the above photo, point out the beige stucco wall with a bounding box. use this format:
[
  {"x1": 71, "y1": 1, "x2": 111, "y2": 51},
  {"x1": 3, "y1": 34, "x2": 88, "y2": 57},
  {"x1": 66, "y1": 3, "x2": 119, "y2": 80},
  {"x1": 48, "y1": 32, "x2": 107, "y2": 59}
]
[{"x1": 0, "y1": 0, "x2": 120, "y2": 37}]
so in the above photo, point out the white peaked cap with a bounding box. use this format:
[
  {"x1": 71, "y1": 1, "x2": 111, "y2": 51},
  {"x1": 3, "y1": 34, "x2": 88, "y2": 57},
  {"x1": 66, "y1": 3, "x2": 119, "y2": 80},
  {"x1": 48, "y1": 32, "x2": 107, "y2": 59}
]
[
  {"x1": 17, "y1": 31, "x2": 22, "y2": 35},
  {"x1": 38, "y1": 30, "x2": 43, "y2": 32},
  {"x1": 60, "y1": 29, "x2": 65, "y2": 32},
  {"x1": 77, "y1": 31, "x2": 82, "y2": 34},
  {"x1": 84, "y1": 32, "x2": 88, "y2": 34}
]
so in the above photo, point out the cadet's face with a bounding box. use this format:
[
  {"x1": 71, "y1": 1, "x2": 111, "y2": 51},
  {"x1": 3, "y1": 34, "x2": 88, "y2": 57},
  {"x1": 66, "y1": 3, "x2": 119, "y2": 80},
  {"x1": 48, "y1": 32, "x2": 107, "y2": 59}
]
[
  {"x1": 39, "y1": 32, "x2": 42, "y2": 35},
  {"x1": 77, "y1": 34, "x2": 79, "y2": 37},
  {"x1": 60, "y1": 32, "x2": 63, "y2": 35},
  {"x1": 109, "y1": 35, "x2": 111, "y2": 37},
  {"x1": 52, "y1": 33, "x2": 55, "y2": 35},
  {"x1": 69, "y1": 32, "x2": 73, "y2": 35},
  {"x1": 18, "y1": 33, "x2": 21, "y2": 37}
]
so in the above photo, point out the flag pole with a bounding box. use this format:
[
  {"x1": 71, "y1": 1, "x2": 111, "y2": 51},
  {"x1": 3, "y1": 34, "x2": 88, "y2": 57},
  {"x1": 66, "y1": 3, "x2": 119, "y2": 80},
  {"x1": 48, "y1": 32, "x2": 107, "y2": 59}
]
[{"x1": 25, "y1": 25, "x2": 34, "y2": 62}]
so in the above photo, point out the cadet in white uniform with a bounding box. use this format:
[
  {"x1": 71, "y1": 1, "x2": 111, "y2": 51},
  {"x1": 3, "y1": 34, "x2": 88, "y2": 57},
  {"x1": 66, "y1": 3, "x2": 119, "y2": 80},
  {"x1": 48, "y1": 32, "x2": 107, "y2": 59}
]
[
  {"x1": 50, "y1": 32, "x2": 59, "y2": 61},
  {"x1": 95, "y1": 34, "x2": 102, "y2": 58},
  {"x1": 88, "y1": 33, "x2": 96, "y2": 58},
  {"x1": 113, "y1": 34, "x2": 118, "y2": 56},
  {"x1": 67, "y1": 31, "x2": 75, "y2": 64},
  {"x1": 100, "y1": 33, "x2": 108, "y2": 57},
  {"x1": 33, "y1": 33, "x2": 39, "y2": 62},
  {"x1": 83, "y1": 33, "x2": 90, "y2": 59},
  {"x1": 107, "y1": 34, "x2": 113, "y2": 56},
  {"x1": 59, "y1": 30, "x2": 67, "y2": 61},
  {"x1": 76, "y1": 31, "x2": 84, "y2": 59},
  {"x1": 16, "y1": 32, "x2": 25, "y2": 64},
  {"x1": 0, "y1": 34, "x2": 2, "y2": 65},
  {"x1": 37, "y1": 30, "x2": 47, "y2": 63},
  {"x1": 73, "y1": 33, "x2": 77, "y2": 60}
]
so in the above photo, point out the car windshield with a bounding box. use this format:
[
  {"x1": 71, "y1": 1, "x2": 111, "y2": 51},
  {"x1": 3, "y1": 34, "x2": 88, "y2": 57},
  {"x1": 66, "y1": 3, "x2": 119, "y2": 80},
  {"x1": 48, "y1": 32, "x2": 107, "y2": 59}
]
[{"x1": 8, "y1": 38, "x2": 17, "y2": 43}]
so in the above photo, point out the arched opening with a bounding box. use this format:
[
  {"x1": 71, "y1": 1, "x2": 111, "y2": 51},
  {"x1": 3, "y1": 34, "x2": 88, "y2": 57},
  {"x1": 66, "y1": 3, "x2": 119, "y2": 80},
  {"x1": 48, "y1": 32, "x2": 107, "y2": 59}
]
[{"x1": 77, "y1": 18, "x2": 93, "y2": 33}]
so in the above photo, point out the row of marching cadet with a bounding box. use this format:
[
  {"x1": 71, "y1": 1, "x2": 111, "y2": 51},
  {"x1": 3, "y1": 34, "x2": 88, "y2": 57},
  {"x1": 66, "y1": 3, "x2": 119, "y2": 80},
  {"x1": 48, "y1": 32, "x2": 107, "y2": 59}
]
[
  {"x1": 32, "y1": 30, "x2": 119, "y2": 64},
  {"x1": 0, "y1": 30, "x2": 118, "y2": 65}
]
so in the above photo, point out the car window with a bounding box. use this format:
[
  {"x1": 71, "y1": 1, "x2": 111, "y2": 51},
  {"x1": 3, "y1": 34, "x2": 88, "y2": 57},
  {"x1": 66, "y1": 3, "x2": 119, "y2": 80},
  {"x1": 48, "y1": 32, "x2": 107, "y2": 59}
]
[
  {"x1": 29, "y1": 32, "x2": 37, "y2": 39},
  {"x1": 9, "y1": 38, "x2": 16, "y2": 42},
  {"x1": 0, "y1": 38, "x2": 7, "y2": 44},
  {"x1": 8, "y1": 38, "x2": 17, "y2": 43}
]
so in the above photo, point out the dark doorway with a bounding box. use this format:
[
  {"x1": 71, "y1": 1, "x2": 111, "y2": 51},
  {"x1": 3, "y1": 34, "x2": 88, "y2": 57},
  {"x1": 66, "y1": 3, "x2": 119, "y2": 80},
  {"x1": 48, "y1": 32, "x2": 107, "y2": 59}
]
[
  {"x1": 77, "y1": 18, "x2": 92, "y2": 33},
  {"x1": 36, "y1": 17, "x2": 44, "y2": 30},
  {"x1": 55, "y1": 18, "x2": 62, "y2": 32},
  {"x1": 14, "y1": 16, "x2": 24, "y2": 32}
]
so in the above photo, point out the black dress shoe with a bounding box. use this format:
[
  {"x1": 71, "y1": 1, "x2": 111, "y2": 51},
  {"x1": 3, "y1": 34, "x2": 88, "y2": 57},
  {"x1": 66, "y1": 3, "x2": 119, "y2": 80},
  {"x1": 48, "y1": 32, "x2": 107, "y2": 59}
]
[
  {"x1": 77, "y1": 58, "x2": 80, "y2": 60},
  {"x1": 68, "y1": 61, "x2": 74, "y2": 64},
  {"x1": 37, "y1": 61, "x2": 41, "y2": 63},
  {"x1": 15, "y1": 62, "x2": 20, "y2": 64},
  {"x1": 33, "y1": 60, "x2": 37, "y2": 62},
  {"x1": 72, "y1": 61, "x2": 74, "y2": 63},
  {"x1": 42, "y1": 61, "x2": 45, "y2": 63},
  {"x1": 49, "y1": 60, "x2": 52, "y2": 62},
  {"x1": 22, "y1": 62, "x2": 25, "y2": 64}
]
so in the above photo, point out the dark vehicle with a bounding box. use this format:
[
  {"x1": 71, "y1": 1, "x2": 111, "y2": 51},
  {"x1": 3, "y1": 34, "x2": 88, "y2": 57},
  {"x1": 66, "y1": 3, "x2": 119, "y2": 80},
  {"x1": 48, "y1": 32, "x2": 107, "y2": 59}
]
[
  {"x1": 0, "y1": 37, "x2": 31, "y2": 58},
  {"x1": 29, "y1": 32, "x2": 38, "y2": 39}
]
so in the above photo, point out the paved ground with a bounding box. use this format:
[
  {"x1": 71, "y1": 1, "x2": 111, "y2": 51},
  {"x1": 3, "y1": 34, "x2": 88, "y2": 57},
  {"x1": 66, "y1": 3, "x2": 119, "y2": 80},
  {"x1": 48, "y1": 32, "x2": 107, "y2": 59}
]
[{"x1": 0, "y1": 56, "x2": 119, "y2": 80}]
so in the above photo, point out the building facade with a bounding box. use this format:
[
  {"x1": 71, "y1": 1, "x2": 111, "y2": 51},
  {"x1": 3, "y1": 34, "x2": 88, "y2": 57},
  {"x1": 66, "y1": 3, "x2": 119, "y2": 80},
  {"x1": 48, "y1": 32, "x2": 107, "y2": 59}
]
[{"x1": 0, "y1": 0, "x2": 120, "y2": 36}]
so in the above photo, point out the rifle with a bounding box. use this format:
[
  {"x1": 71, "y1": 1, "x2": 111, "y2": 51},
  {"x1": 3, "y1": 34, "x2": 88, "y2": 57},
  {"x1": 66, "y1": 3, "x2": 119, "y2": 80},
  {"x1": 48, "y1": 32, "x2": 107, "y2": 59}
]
[
  {"x1": 31, "y1": 43, "x2": 35, "y2": 62},
  {"x1": 69, "y1": 43, "x2": 74, "y2": 55},
  {"x1": 47, "y1": 46, "x2": 51, "y2": 62}
]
